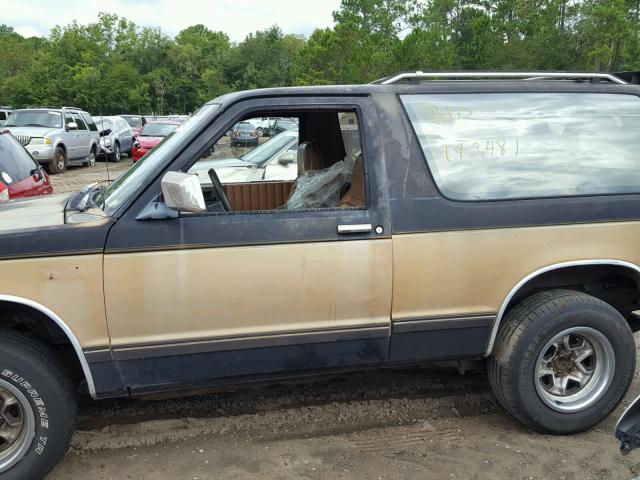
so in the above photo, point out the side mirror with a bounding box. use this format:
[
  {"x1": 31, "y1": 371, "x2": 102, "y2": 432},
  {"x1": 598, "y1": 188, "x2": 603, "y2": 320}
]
[
  {"x1": 161, "y1": 171, "x2": 206, "y2": 213},
  {"x1": 30, "y1": 167, "x2": 43, "y2": 181},
  {"x1": 67, "y1": 122, "x2": 78, "y2": 131},
  {"x1": 278, "y1": 151, "x2": 296, "y2": 165}
]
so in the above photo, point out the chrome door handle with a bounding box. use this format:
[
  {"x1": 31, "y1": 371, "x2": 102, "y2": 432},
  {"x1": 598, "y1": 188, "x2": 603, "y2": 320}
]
[{"x1": 337, "y1": 224, "x2": 372, "y2": 234}]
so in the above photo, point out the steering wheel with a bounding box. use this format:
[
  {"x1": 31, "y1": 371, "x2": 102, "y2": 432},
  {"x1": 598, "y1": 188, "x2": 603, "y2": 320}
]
[{"x1": 207, "y1": 168, "x2": 232, "y2": 212}]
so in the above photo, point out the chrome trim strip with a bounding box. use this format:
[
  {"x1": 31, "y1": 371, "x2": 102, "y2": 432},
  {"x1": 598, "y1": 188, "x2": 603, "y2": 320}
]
[
  {"x1": 380, "y1": 71, "x2": 627, "y2": 85},
  {"x1": 337, "y1": 224, "x2": 372, "y2": 234},
  {"x1": 485, "y1": 259, "x2": 640, "y2": 356},
  {"x1": 0, "y1": 294, "x2": 97, "y2": 398}
]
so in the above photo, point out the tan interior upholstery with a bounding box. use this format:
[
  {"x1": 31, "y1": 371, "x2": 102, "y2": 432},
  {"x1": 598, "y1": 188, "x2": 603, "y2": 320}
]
[
  {"x1": 223, "y1": 181, "x2": 294, "y2": 211},
  {"x1": 297, "y1": 141, "x2": 324, "y2": 175},
  {"x1": 339, "y1": 154, "x2": 366, "y2": 207}
]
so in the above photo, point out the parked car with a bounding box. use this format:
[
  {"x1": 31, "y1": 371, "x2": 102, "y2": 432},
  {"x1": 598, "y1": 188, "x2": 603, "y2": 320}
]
[
  {"x1": 4, "y1": 71, "x2": 640, "y2": 478},
  {"x1": 167, "y1": 114, "x2": 190, "y2": 123},
  {"x1": 132, "y1": 120, "x2": 180, "y2": 162},
  {"x1": 0, "y1": 130, "x2": 52, "y2": 200},
  {"x1": 120, "y1": 115, "x2": 147, "y2": 137},
  {"x1": 0, "y1": 106, "x2": 13, "y2": 126},
  {"x1": 271, "y1": 118, "x2": 298, "y2": 136},
  {"x1": 94, "y1": 116, "x2": 134, "y2": 162},
  {"x1": 190, "y1": 129, "x2": 298, "y2": 184},
  {"x1": 2, "y1": 107, "x2": 99, "y2": 173},
  {"x1": 616, "y1": 395, "x2": 640, "y2": 454},
  {"x1": 230, "y1": 122, "x2": 258, "y2": 147}
]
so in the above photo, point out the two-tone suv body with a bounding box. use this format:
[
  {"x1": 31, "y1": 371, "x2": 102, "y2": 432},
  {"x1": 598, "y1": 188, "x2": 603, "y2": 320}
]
[
  {"x1": 2, "y1": 72, "x2": 640, "y2": 478},
  {"x1": 3, "y1": 107, "x2": 99, "y2": 174}
]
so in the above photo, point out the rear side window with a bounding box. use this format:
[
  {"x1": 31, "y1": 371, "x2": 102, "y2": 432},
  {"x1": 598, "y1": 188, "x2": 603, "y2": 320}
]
[
  {"x1": 0, "y1": 134, "x2": 37, "y2": 184},
  {"x1": 401, "y1": 93, "x2": 640, "y2": 200}
]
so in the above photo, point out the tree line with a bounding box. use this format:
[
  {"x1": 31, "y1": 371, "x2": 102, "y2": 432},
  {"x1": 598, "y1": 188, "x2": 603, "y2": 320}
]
[{"x1": 1, "y1": 0, "x2": 639, "y2": 115}]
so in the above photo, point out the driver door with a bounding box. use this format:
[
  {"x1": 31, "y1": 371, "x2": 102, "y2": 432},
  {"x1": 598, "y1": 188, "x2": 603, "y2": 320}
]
[{"x1": 103, "y1": 98, "x2": 392, "y2": 393}]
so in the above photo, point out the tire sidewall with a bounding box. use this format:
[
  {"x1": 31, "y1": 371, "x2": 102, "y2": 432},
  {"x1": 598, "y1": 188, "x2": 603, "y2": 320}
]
[
  {"x1": 510, "y1": 301, "x2": 635, "y2": 433},
  {"x1": 49, "y1": 147, "x2": 67, "y2": 174},
  {"x1": 0, "y1": 346, "x2": 75, "y2": 479},
  {"x1": 87, "y1": 147, "x2": 96, "y2": 167},
  {"x1": 112, "y1": 142, "x2": 120, "y2": 162}
]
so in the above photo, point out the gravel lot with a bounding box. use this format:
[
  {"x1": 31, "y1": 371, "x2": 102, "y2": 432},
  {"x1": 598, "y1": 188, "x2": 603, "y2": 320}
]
[{"x1": 46, "y1": 162, "x2": 640, "y2": 480}]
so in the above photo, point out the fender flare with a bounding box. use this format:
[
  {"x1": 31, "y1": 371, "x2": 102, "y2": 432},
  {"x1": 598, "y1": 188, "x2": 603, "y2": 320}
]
[
  {"x1": 0, "y1": 294, "x2": 97, "y2": 398},
  {"x1": 484, "y1": 259, "x2": 640, "y2": 356}
]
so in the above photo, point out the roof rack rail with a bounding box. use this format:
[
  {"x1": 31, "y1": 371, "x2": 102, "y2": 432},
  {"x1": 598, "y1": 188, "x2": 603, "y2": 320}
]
[
  {"x1": 61, "y1": 106, "x2": 82, "y2": 111},
  {"x1": 0, "y1": 106, "x2": 13, "y2": 109},
  {"x1": 372, "y1": 71, "x2": 628, "y2": 85}
]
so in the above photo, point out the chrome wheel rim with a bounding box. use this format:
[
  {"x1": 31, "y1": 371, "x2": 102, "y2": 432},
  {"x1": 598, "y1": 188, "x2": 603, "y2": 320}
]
[
  {"x1": 534, "y1": 327, "x2": 615, "y2": 413},
  {"x1": 56, "y1": 153, "x2": 65, "y2": 171},
  {"x1": 89, "y1": 151, "x2": 95, "y2": 166},
  {"x1": 0, "y1": 380, "x2": 35, "y2": 473},
  {"x1": 114, "y1": 144, "x2": 120, "y2": 161}
]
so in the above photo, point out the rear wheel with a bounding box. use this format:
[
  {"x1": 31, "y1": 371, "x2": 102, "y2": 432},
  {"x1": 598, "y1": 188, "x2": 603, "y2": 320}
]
[
  {"x1": 0, "y1": 329, "x2": 76, "y2": 479},
  {"x1": 48, "y1": 147, "x2": 67, "y2": 174},
  {"x1": 109, "y1": 142, "x2": 121, "y2": 162},
  {"x1": 256, "y1": 127, "x2": 264, "y2": 137},
  {"x1": 489, "y1": 290, "x2": 635, "y2": 434},
  {"x1": 85, "y1": 147, "x2": 96, "y2": 167}
]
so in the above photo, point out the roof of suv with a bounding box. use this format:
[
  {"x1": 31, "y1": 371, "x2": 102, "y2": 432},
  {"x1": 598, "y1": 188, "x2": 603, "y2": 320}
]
[{"x1": 207, "y1": 71, "x2": 640, "y2": 107}]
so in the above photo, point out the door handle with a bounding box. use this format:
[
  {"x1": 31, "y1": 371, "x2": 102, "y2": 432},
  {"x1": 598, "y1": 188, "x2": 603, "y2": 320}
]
[{"x1": 337, "y1": 224, "x2": 372, "y2": 234}]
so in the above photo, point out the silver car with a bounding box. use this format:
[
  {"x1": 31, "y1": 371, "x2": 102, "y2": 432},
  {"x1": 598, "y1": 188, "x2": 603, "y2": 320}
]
[
  {"x1": 2, "y1": 107, "x2": 100, "y2": 174},
  {"x1": 94, "y1": 116, "x2": 134, "y2": 162}
]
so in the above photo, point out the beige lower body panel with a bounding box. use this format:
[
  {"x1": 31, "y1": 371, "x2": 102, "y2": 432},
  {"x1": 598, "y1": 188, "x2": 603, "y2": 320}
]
[
  {"x1": 392, "y1": 221, "x2": 640, "y2": 322},
  {"x1": 0, "y1": 255, "x2": 109, "y2": 349},
  {"x1": 104, "y1": 239, "x2": 392, "y2": 347}
]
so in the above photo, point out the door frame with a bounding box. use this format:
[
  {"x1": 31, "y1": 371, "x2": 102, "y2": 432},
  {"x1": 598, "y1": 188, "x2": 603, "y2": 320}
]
[{"x1": 100, "y1": 95, "x2": 394, "y2": 395}]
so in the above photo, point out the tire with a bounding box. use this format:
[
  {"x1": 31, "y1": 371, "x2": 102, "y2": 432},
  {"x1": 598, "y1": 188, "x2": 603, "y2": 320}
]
[
  {"x1": 109, "y1": 142, "x2": 121, "y2": 162},
  {"x1": 48, "y1": 147, "x2": 67, "y2": 174},
  {"x1": 256, "y1": 127, "x2": 264, "y2": 137},
  {"x1": 0, "y1": 329, "x2": 76, "y2": 479},
  {"x1": 489, "y1": 289, "x2": 635, "y2": 434},
  {"x1": 85, "y1": 147, "x2": 96, "y2": 167}
]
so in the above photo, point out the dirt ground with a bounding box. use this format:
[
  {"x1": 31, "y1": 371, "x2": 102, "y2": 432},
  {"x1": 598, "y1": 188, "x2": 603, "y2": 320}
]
[
  {"x1": 47, "y1": 359, "x2": 640, "y2": 480},
  {"x1": 46, "y1": 163, "x2": 640, "y2": 480}
]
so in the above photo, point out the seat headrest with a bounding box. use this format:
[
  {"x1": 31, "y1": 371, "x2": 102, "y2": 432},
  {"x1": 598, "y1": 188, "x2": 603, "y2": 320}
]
[{"x1": 297, "y1": 141, "x2": 324, "y2": 176}]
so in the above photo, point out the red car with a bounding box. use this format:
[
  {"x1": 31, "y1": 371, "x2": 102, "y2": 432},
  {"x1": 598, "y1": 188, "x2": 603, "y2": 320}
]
[
  {"x1": 0, "y1": 130, "x2": 53, "y2": 202},
  {"x1": 132, "y1": 121, "x2": 180, "y2": 162}
]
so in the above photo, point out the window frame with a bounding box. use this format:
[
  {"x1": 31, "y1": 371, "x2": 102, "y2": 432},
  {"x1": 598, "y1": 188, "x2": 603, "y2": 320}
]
[
  {"x1": 179, "y1": 105, "x2": 369, "y2": 217},
  {"x1": 399, "y1": 91, "x2": 640, "y2": 204},
  {"x1": 105, "y1": 95, "x2": 389, "y2": 254},
  {"x1": 71, "y1": 113, "x2": 88, "y2": 131}
]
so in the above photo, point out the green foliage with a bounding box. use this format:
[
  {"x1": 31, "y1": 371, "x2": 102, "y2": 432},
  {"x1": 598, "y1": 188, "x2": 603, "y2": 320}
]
[{"x1": 1, "y1": 0, "x2": 639, "y2": 114}]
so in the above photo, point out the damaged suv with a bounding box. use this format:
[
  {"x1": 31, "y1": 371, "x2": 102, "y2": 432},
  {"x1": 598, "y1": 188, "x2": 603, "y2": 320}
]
[{"x1": 1, "y1": 71, "x2": 640, "y2": 478}]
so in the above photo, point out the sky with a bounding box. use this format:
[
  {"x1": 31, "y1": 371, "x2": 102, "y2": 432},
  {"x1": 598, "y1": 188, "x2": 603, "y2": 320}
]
[{"x1": 2, "y1": 0, "x2": 342, "y2": 41}]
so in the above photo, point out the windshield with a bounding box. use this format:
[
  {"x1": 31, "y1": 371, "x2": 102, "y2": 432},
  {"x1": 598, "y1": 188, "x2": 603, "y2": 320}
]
[
  {"x1": 5, "y1": 110, "x2": 62, "y2": 128},
  {"x1": 140, "y1": 123, "x2": 178, "y2": 137},
  {"x1": 241, "y1": 131, "x2": 298, "y2": 167},
  {"x1": 98, "y1": 104, "x2": 218, "y2": 216},
  {"x1": 123, "y1": 116, "x2": 142, "y2": 127}
]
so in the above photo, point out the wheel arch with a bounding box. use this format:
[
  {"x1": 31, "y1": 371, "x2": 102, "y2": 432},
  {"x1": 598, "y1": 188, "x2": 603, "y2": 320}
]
[
  {"x1": 0, "y1": 294, "x2": 96, "y2": 398},
  {"x1": 485, "y1": 259, "x2": 640, "y2": 356}
]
